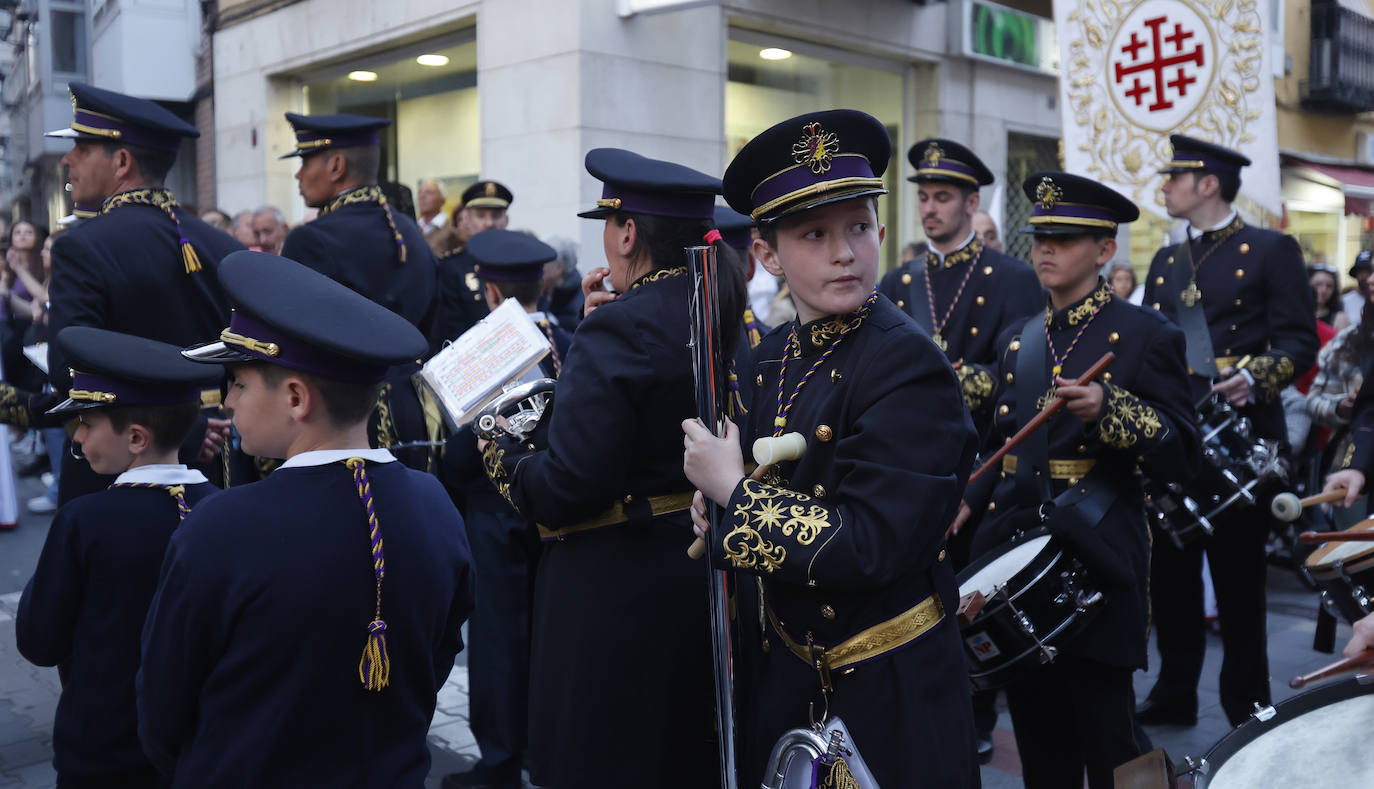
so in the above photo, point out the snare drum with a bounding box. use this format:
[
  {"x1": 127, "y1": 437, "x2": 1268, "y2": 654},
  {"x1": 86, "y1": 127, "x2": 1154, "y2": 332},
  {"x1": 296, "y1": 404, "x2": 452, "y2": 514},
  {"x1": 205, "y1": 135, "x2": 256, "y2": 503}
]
[
  {"x1": 1188, "y1": 675, "x2": 1374, "y2": 787},
  {"x1": 1302, "y1": 519, "x2": 1374, "y2": 624},
  {"x1": 1144, "y1": 479, "x2": 1214, "y2": 550},
  {"x1": 955, "y1": 529, "x2": 1104, "y2": 691}
]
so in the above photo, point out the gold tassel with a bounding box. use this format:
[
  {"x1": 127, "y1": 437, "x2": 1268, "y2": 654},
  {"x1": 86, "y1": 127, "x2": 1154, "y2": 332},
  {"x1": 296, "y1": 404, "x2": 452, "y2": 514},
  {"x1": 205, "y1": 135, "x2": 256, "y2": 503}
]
[
  {"x1": 358, "y1": 618, "x2": 390, "y2": 691},
  {"x1": 398, "y1": 240, "x2": 407, "y2": 264},
  {"x1": 182, "y1": 242, "x2": 203, "y2": 274}
]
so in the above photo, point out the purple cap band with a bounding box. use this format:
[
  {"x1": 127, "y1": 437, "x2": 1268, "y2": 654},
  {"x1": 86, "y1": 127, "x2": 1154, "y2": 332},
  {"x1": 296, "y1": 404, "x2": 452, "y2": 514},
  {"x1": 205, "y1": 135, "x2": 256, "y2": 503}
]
[
  {"x1": 226, "y1": 312, "x2": 388, "y2": 383},
  {"x1": 70, "y1": 371, "x2": 203, "y2": 406},
  {"x1": 750, "y1": 155, "x2": 875, "y2": 210},
  {"x1": 72, "y1": 108, "x2": 182, "y2": 153},
  {"x1": 596, "y1": 183, "x2": 716, "y2": 220},
  {"x1": 1031, "y1": 202, "x2": 1117, "y2": 226},
  {"x1": 295, "y1": 130, "x2": 382, "y2": 151}
]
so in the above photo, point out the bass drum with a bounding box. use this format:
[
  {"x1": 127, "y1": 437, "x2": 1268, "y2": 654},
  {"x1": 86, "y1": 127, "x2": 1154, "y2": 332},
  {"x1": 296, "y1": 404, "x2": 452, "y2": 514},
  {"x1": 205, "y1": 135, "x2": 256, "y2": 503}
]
[
  {"x1": 1301, "y1": 518, "x2": 1374, "y2": 624},
  {"x1": 1191, "y1": 676, "x2": 1374, "y2": 787},
  {"x1": 955, "y1": 528, "x2": 1104, "y2": 691}
]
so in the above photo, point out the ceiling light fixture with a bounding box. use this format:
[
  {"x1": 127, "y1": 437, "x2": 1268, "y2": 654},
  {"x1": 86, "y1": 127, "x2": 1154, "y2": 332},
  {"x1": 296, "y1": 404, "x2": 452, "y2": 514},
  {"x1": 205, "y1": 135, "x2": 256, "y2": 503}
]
[
  {"x1": 348, "y1": 70, "x2": 378, "y2": 82},
  {"x1": 759, "y1": 48, "x2": 793, "y2": 61},
  {"x1": 416, "y1": 54, "x2": 450, "y2": 67}
]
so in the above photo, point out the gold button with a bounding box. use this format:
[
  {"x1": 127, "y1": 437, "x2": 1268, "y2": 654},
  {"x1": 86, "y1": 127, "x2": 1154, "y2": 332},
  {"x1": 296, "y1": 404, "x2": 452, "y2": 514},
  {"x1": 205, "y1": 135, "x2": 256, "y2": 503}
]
[
  {"x1": 1152, "y1": 302, "x2": 1161, "y2": 310},
  {"x1": 1155, "y1": 276, "x2": 1165, "y2": 285},
  {"x1": 896, "y1": 299, "x2": 905, "y2": 308},
  {"x1": 998, "y1": 404, "x2": 1010, "y2": 416},
  {"x1": 812, "y1": 484, "x2": 826, "y2": 499},
  {"x1": 1239, "y1": 243, "x2": 1250, "y2": 254},
  {"x1": 815, "y1": 425, "x2": 833, "y2": 442},
  {"x1": 976, "y1": 296, "x2": 986, "y2": 306},
  {"x1": 821, "y1": 605, "x2": 836, "y2": 620},
  {"x1": 1108, "y1": 332, "x2": 1120, "y2": 344},
  {"x1": 1234, "y1": 298, "x2": 1243, "y2": 307},
  {"x1": 1167, "y1": 256, "x2": 1175, "y2": 264},
  {"x1": 1102, "y1": 372, "x2": 1113, "y2": 382},
  {"x1": 1235, "y1": 268, "x2": 1245, "y2": 279},
  {"x1": 938, "y1": 549, "x2": 947, "y2": 561},
  {"x1": 1067, "y1": 477, "x2": 1079, "y2": 486},
  {"x1": 1230, "y1": 324, "x2": 1238, "y2": 332},
  {"x1": 901, "y1": 273, "x2": 912, "y2": 285},
  {"x1": 1006, "y1": 372, "x2": 1015, "y2": 383},
  {"x1": 1009, "y1": 340, "x2": 1021, "y2": 351},
  {"x1": 762, "y1": 638, "x2": 770, "y2": 653},
  {"x1": 1077, "y1": 444, "x2": 1087, "y2": 453},
  {"x1": 983, "y1": 266, "x2": 993, "y2": 275},
  {"x1": 830, "y1": 369, "x2": 842, "y2": 384},
  {"x1": 987, "y1": 501, "x2": 997, "y2": 512},
  {"x1": 756, "y1": 374, "x2": 763, "y2": 387},
  {"x1": 623, "y1": 494, "x2": 633, "y2": 504},
  {"x1": 970, "y1": 327, "x2": 979, "y2": 337}
]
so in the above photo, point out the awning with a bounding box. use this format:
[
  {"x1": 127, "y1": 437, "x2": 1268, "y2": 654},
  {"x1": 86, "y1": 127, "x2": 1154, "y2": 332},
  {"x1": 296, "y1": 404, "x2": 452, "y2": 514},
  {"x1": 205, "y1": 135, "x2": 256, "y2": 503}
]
[{"x1": 1282, "y1": 155, "x2": 1374, "y2": 216}]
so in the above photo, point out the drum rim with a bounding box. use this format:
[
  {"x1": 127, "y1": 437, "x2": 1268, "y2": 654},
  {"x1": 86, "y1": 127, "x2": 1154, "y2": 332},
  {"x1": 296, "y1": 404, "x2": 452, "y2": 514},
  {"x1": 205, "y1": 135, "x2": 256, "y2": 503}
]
[
  {"x1": 1304, "y1": 520, "x2": 1374, "y2": 570},
  {"x1": 1192, "y1": 676, "x2": 1374, "y2": 786},
  {"x1": 956, "y1": 527, "x2": 1060, "y2": 603}
]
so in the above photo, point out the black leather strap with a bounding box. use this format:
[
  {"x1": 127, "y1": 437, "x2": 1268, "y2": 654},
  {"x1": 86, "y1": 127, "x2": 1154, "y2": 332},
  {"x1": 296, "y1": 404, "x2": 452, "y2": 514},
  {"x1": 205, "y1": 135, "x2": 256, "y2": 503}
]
[
  {"x1": 1051, "y1": 466, "x2": 1119, "y2": 529},
  {"x1": 1174, "y1": 237, "x2": 1218, "y2": 377},
  {"x1": 1013, "y1": 314, "x2": 1052, "y2": 503}
]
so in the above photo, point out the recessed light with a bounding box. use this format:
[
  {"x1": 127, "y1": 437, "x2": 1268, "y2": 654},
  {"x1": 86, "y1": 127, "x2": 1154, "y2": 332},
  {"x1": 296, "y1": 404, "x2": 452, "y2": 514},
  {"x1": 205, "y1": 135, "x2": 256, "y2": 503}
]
[
  {"x1": 759, "y1": 48, "x2": 792, "y2": 61},
  {"x1": 416, "y1": 54, "x2": 450, "y2": 67},
  {"x1": 348, "y1": 70, "x2": 378, "y2": 82}
]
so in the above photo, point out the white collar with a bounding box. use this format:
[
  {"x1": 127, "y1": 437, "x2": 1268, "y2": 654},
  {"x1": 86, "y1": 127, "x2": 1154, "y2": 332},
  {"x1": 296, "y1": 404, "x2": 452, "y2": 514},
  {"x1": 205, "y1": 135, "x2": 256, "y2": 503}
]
[
  {"x1": 114, "y1": 464, "x2": 208, "y2": 486},
  {"x1": 528, "y1": 310, "x2": 557, "y2": 326},
  {"x1": 279, "y1": 448, "x2": 396, "y2": 469},
  {"x1": 1187, "y1": 210, "x2": 1238, "y2": 240},
  {"x1": 928, "y1": 229, "x2": 978, "y2": 264},
  {"x1": 420, "y1": 212, "x2": 447, "y2": 229}
]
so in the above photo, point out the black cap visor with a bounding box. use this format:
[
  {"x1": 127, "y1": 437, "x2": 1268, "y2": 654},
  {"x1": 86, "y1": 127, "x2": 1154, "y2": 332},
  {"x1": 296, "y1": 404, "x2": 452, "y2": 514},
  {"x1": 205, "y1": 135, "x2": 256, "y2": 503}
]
[{"x1": 758, "y1": 185, "x2": 889, "y2": 224}]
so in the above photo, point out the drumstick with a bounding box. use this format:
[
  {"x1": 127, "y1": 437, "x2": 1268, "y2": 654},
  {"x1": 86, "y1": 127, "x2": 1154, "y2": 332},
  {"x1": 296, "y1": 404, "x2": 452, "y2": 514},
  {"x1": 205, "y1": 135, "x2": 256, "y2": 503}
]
[
  {"x1": 968, "y1": 352, "x2": 1116, "y2": 485},
  {"x1": 1271, "y1": 488, "x2": 1348, "y2": 522},
  {"x1": 1289, "y1": 650, "x2": 1374, "y2": 689},
  {"x1": 687, "y1": 432, "x2": 806, "y2": 560},
  {"x1": 1298, "y1": 518, "x2": 1374, "y2": 544}
]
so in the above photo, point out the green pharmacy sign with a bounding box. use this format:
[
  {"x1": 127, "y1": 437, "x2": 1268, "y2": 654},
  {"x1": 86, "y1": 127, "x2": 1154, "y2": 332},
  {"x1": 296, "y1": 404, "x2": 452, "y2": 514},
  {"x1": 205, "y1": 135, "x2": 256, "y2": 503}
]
[{"x1": 964, "y1": 0, "x2": 1059, "y2": 76}]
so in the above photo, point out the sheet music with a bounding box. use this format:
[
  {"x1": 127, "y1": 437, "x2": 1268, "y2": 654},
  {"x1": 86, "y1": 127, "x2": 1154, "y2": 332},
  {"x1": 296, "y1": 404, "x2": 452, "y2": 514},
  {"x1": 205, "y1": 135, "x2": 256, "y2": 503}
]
[{"x1": 417, "y1": 299, "x2": 551, "y2": 427}]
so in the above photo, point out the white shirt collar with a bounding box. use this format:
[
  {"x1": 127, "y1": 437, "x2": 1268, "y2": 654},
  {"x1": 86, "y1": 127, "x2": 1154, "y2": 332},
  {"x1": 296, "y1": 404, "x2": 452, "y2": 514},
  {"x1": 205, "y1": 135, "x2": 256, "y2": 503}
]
[
  {"x1": 928, "y1": 229, "x2": 978, "y2": 264},
  {"x1": 419, "y1": 212, "x2": 447, "y2": 232},
  {"x1": 528, "y1": 310, "x2": 556, "y2": 326},
  {"x1": 279, "y1": 448, "x2": 397, "y2": 469},
  {"x1": 114, "y1": 464, "x2": 208, "y2": 486},
  {"x1": 1187, "y1": 210, "x2": 1238, "y2": 240}
]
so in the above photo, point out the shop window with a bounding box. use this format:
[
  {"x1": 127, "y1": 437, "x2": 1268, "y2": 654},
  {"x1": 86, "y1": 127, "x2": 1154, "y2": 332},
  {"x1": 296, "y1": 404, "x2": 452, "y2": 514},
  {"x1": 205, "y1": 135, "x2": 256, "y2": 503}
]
[
  {"x1": 725, "y1": 37, "x2": 904, "y2": 272},
  {"x1": 1004, "y1": 132, "x2": 1059, "y2": 264}
]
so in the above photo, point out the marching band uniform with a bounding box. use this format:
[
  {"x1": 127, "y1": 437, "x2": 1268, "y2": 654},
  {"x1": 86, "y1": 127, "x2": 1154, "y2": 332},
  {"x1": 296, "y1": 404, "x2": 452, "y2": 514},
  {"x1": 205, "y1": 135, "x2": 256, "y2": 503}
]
[
  {"x1": 140, "y1": 252, "x2": 474, "y2": 787},
  {"x1": 12, "y1": 83, "x2": 241, "y2": 502},
  {"x1": 441, "y1": 230, "x2": 564, "y2": 789},
  {"x1": 714, "y1": 204, "x2": 765, "y2": 410},
  {"x1": 1139, "y1": 137, "x2": 1318, "y2": 727},
  {"x1": 969, "y1": 173, "x2": 1199, "y2": 788},
  {"x1": 16, "y1": 328, "x2": 221, "y2": 788},
  {"x1": 480, "y1": 150, "x2": 724, "y2": 789},
  {"x1": 432, "y1": 181, "x2": 514, "y2": 349},
  {"x1": 717, "y1": 110, "x2": 980, "y2": 787},
  {"x1": 877, "y1": 139, "x2": 1043, "y2": 429}
]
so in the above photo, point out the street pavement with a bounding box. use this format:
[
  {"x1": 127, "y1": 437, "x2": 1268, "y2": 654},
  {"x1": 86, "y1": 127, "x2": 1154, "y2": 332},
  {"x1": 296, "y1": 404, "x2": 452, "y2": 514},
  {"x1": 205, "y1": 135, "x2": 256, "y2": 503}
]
[{"x1": 0, "y1": 445, "x2": 1359, "y2": 787}]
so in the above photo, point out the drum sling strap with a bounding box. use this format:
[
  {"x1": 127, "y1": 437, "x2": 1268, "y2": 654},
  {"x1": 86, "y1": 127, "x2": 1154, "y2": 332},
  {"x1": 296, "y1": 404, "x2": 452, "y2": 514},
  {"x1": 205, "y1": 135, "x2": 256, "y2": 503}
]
[{"x1": 1173, "y1": 235, "x2": 1219, "y2": 378}]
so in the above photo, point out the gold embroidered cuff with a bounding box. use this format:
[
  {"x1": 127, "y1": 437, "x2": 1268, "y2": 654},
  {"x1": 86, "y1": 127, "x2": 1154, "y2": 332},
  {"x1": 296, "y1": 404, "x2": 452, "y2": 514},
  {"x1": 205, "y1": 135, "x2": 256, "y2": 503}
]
[
  {"x1": 0, "y1": 383, "x2": 32, "y2": 429},
  {"x1": 956, "y1": 364, "x2": 995, "y2": 412},
  {"x1": 1245, "y1": 352, "x2": 1296, "y2": 405},
  {"x1": 723, "y1": 478, "x2": 834, "y2": 574},
  {"x1": 482, "y1": 440, "x2": 519, "y2": 512},
  {"x1": 1095, "y1": 382, "x2": 1164, "y2": 450}
]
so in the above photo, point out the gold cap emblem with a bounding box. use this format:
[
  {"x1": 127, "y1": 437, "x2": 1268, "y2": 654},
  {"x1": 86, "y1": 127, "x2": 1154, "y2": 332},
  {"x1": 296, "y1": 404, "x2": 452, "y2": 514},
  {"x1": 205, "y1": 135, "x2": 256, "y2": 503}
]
[
  {"x1": 792, "y1": 122, "x2": 839, "y2": 175},
  {"x1": 1036, "y1": 177, "x2": 1062, "y2": 211},
  {"x1": 485, "y1": 182, "x2": 497, "y2": 197},
  {"x1": 922, "y1": 142, "x2": 944, "y2": 169}
]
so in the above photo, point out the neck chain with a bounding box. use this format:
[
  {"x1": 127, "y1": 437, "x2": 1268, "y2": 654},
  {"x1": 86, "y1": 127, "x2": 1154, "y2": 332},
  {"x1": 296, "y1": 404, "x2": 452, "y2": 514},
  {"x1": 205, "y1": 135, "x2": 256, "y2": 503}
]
[
  {"x1": 320, "y1": 186, "x2": 408, "y2": 264},
  {"x1": 923, "y1": 238, "x2": 983, "y2": 350},
  {"x1": 629, "y1": 266, "x2": 686, "y2": 291},
  {"x1": 773, "y1": 291, "x2": 877, "y2": 436},
  {"x1": 101, "y1": 188, "x2": 202, "y2": 274},
  {"x1": 1181, "y1": 217, "x2": 1244, "y2": 308},
  {"x1": 1045, "y1": 281, "x2": 1111, "y2": 376}
]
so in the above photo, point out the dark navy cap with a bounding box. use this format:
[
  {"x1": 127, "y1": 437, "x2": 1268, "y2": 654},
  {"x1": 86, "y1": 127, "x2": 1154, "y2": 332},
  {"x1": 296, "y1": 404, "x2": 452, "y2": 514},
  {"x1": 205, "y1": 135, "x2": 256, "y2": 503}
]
[
  {"x1": 712, "y1": 205, "x2": 754, "y2": 251},
  {"x1": 45, "y1": 82, "x2": 199, "y2": 154},
  {"x1": 280, "y1": 112, "x2": 391, "y2": 159},
  {"x1": 1021, "y1": 171, "x2": 1138, "y2": 236},
  {"x1": 49, "y1": 327, "x2": 221, "y2": 418},
  {"x1": 908, "y1": 138, "x2": 994, "y2": 187},
  {"x1": 577, "y1": 148, "x2": 721, "y2": 220},
  {"x1": 723, "y1": 110, "x2": 890, "y2": 224},
  {"x1": 1158, "y1": 135, "x2": 1251, "y2": 176},
  {"x1": 183, "y1": 251, "x2": 429, "y2": 383},
  {"x1": 461, "y1": 181, "x2": 514, "y2": 210},
  {"x1": 469, "y1": 229, "x2": 556, "y2": 283},
  {"x1": 1352, "y1": 250, "x2": 1374, "y2": 276}
]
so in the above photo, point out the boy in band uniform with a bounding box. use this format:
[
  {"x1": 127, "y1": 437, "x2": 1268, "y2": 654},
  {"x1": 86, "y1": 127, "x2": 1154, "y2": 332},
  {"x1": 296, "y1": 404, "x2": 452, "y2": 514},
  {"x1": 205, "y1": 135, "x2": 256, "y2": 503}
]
[
  {"x1": 683, "y1": 109, "x2": 980, "y2": 786},
  {"x1": 138, "y1": 251, "x2": 474, "y2": 787},
  {"x1": 16, "y1": 327, "x2": 222, "y2": 788}
]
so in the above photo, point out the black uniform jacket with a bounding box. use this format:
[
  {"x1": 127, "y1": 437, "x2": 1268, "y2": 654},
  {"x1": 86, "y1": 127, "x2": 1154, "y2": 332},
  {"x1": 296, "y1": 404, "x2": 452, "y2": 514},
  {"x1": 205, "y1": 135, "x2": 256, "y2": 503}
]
[
  {"x1": 970, "y1": 281, "x2": 1200, "y2": 670},
  {"x1": 1142, "y1": 218, "x2": 1317, "y2": 440},
  {"x1": 16, "y1": 476, "x2": 217, "y2": 781},
  {"x1": 282, "y1": 195, "x2": 438, "y2": 337},
  {"x1": 714, "y1": 293, "x2": 981, "y2": 787},
  {"x1": 137, "y1": 455, "x2": 473, "y2": 787},
  {"x1": 878, "y1": 236, "x2": 1043, "y2": 423},
  {"x1": 431, "y1": 247, "x2": 490, "y2": 353},
  {"x1": 480, "y1": 268, "x2": 718, "y2": 789}
]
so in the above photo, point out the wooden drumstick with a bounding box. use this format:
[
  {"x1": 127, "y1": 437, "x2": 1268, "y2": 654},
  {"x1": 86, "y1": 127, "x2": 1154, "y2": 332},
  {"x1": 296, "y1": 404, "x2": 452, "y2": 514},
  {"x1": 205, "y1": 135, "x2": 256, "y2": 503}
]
[
  {"x1": 1272, "y1": 488, "x2": 1349, "y2": 522},
  {"x1": 967, "y1": 351, "x2": 1116, "y2": 485},
  {"x1": 1289, "y1": 650, "x2": 1374, "y2": 689},
  {"x1": 687, "y1": 432, "x2": 806, "y2": 560},
  {"x1": 1298, "y1": 518, "x2": 1374, "y2": 544}
]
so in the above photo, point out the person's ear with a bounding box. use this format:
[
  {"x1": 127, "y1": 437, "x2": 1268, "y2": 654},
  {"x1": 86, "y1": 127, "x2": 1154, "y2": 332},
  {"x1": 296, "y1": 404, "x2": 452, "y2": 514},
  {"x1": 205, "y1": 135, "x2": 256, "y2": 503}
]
[
  {"x1": 125, "y1": 423, "x2": 153, "y2": 457},
  {"x1": 616, "y1": 218, "x2": 637, "y2": 259},
  {"x1": 754, "y1": 236, "x2": 784, "y2": 278},
  {"x1": 483, "y1": 281, "x2": 504, "y2": 310},
  {"x1": 327, "y1": 152, "x2": 348, "y2": 183},
  {"x1": 966, "y1": 191, "x2": 981, "y2": 215},
  {"x1": 283, "y1": 377, "x2": 314, "y2": 422},
  {"x1": 1097, "y1": 237, "x2": 1118, "y2": 266}
]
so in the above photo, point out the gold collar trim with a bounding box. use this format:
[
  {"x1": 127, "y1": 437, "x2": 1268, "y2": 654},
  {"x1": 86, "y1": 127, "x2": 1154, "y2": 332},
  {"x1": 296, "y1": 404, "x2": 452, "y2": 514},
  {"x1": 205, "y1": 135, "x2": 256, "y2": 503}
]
[
  {"x1": 102, "y1": 187, "x2": 178, "y2": 215},
  {"x1": 628, "y1": 266, "x2": 686, "y2": 291},
  {"x1": 320, "y1": 185, "x2": 385, "y2": 216},
  {"x1": 1054, "y1": 279, "x2": 1113, "y2": 327},
  {"x1": 928, "y1": 236, "x2": 983, "y2": 270}
]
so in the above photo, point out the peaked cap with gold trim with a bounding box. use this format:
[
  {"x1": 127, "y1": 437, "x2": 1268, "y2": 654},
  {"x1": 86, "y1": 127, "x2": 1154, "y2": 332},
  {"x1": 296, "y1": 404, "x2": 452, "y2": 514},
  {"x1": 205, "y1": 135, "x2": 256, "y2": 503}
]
[
  {"x1": 1020, "y1": 171, "x2": 1138, "y2": 236},
  {"x1": 48, "y1": 327, "x2": 220, "y2": 418},
  {"x1": 723, "y1": 109, "x2": 890, "y2": 223},
  {"x1": 577, "y1": 148, "x2": 721, "y2": 221},
  {"x1": 45, "y1": 82, "x2": 199, "y2": 153},
  {"x1": 907, "y1": 138, "x2": 993, "y2": 187},
  {"x1": 461, "y1": 180, "x2": 514, "y2": 210},
  {"x1": 280, "y1": 112, "x2": 390, "y2": 159},
  {"x1": 1158, "y1": 134, "x2": 1251, "y2": 177}
]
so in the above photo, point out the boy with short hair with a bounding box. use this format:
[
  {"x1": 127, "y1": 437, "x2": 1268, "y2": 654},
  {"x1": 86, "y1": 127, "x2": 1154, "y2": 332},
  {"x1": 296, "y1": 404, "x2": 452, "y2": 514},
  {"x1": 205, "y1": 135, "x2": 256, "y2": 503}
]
[
  {"x1": 138, "y1": 250, "x2": 474, "y2": 787},
  {"x1": 16, "y1": 326, "x2": 222, "y2": 788},
  {"x1": 682, "y1": 109, "x2": 981, "y2": 786}
]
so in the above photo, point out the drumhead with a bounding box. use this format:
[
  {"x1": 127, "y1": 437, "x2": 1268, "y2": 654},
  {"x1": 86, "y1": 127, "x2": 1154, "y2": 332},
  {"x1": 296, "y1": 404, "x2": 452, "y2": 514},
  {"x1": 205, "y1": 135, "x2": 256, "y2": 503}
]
[
  {"x1": 1196, "y1": 677, "x2": 1374, "y2": 788},
  {"x1": 958, "y1": 534, "x2": 1052, "y2": 598},
  {"x1": 1304, "y1": 520, "x2": 1374, "y2": 571}
]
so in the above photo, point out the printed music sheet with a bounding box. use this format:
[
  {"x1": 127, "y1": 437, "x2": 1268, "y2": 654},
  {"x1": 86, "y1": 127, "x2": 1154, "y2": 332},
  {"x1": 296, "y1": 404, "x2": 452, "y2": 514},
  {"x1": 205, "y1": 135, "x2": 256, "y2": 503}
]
[{"x1": 417, "y1": 299, "x2": 551, "y2": 428}]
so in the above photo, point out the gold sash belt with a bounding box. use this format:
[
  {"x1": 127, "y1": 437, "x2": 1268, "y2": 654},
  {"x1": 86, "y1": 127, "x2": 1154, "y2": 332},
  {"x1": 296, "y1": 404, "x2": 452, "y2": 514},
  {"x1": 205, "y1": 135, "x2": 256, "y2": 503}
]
[
  {"x1": 1001, "y1": 454, "x2": 1097, "y2": 480},
  {"x1": 537, "y1": 491, "x2": 695, "y2": 542},
  {"x1": 767, "y1": 592, "x2": 944, "y2": 674}
]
